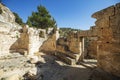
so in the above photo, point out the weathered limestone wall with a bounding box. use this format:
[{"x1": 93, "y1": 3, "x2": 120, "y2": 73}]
[
  {"x1": 10, "y1": 26, "x2": 29, "y2": 54},
  {"x1": 28, "y1": 28, "x2": 46, "y2": 55},
  {"x1": 0, "y1": 3, "x2": 58, "y2": 57},
  {"x1": 0, "y1": 3, "x2": 15, "y2": 23},
  {"x1": 0, "y1": 3, "x2": 22, "y2": 56},
  {"x1": 10, "y1": 25, "x2": 48, "y2": 55},
  {"x1": 87, "y1": 37, "x2": 98, "y2": 58},
  {"x1": 67, "y1": 32, "x2": 81, "y2": 54},
  {"x1": 0, "y1": 33, "x2": 18, "y2": 56},
  {"x1": 0, "y1": 3, "x2": 21, "y2": 36},
  {"x1": 39, "y1": 30, "x2": 57, "y2": 54},
  {"x1": 56, "y1": 32, "x2": 81, "y2": 54},
  {"x1": 92, "y1": 3, "x2": 120, "y2": 77},
  {"x1": 56, "y1": 37, "x2": 68, "y2": 54}
]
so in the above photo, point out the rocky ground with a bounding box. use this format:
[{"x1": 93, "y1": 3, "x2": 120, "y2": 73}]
[
  {"x1": 0, "y1": 52, "x2": 97, "y2": 80},
  {"x1": 0, "y1": 53, "x2": 35, "y2": 80}
]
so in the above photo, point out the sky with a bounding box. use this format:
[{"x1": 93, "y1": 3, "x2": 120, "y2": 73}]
[{"x1": 2, "y1": 0, "x2": 120, "y2": 30}]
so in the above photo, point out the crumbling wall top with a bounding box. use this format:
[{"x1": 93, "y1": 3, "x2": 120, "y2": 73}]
[{"x1": 92, "y1": 6, "x2": 115, "y2": 19}]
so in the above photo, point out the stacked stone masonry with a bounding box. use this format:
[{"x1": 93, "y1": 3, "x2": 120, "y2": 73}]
[
  {"x1": 57, "y1": 3, "x2": 120, "y2": 77},
  {"x1": 92, "y1": 3, "x2": 120, "y2": 77}
]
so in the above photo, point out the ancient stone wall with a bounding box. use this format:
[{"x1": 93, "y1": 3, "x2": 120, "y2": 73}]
[
  {"x1": 10, "y1": 25, "x2": 48, "y2": 55},
  {"x1": 56, "y1": 32, "x2": 81, "y2": 54},
  {"x1": 56, "y1": 38, "x2": 67, "y2": 53},
  {"x1": 67, "y1": 32, "x2": 81, "y2": 54},
  {"x1": 0, "y1": 32, "x2": 18, "y2": 56},
  {"x1": 87, "y1": 37, "x2": 98, "y2": 58},
  {"x1": 39, "y1": 30, "x2": 57, "y2": 54},
  {"x1": 92, "y1": 3, "x2": 120, "y2": 77},
  {"x1": 0, "y1": 3, "x2": 22, "y2": 56},
  {"x1": 28, "y1": 28, "x2": 47, "y2": 55},
  {"x1": 0, "y1": 3, "x2": 56, "y2": 56},
  {"x1": 10, "y1": 26, "x2": 29, "y2": 54}
]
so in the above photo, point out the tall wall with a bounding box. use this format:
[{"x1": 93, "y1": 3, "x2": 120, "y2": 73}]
[
  {"x1": 0, "y1": 3, "x2": 22, "y2": 56},
  {"x1": 92, "y1": 3, "x2": 120, "y2": 77},
  {"x1": 0, "y1": 32, "x2": 18, "y2": 56},
  {"x1": 28, "y1": 28, "x2": 46, "y2": 55},
  {"x1": 67, "y1": 32, "x2": 81, "y2": 54},
  {"x1": 10, "y1": 25, "x2": 48, "y2": 55},
  {"x1": 39, "y1": 29, "x2": 58, "y2": 54},
  {"x1": 10, "y1": 26, "x2": 29, "y2": 54},
  {"x1": 87, "y1": 37, "x2": 98, "y2": 58},
  {"x1": 56, "y1": 31, "x2": 82, "y2": 54}
]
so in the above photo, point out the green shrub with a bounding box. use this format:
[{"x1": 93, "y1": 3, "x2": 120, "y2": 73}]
[{"x1": 13, "y1": 12, "x2": 24, "y2": 25}]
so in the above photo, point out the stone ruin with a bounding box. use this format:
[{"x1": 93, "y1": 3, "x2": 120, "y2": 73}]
[
  {"x1": 10, "y1": 25, "x2": 47, "y2": 56},
  {"x1": 53, "y1": 2, "x2": 120, "y2": 78},
  {"x1": 0, "y1": 2, "x2": 120, "y2": 80},
  {"x1": 92, "y1": 3, "x2": 120, "y2": 77}
]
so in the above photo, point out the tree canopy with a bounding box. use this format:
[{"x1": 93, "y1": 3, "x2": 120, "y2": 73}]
[
  {"x1": 27, "y1": 5, "x2": 57, "y2": 29},
  {"x1": 13, "y1": 12, "x2": 24, "y2": 25}
]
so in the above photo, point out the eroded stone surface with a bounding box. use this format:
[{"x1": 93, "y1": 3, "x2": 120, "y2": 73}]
[
  {"x1": 92, "y1": 3, "x2": 120, "y2": 77},
  {"x1": 0, "y1": 53, "x2": 35, "y2": 79}
]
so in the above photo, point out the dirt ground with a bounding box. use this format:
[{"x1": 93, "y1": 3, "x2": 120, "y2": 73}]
[
  {"x1": 0, "y1": 52, "x2": 97, "y2": 80},
  {"x1": 36, "y1": 53, "x2": 97, "y2": 80}
]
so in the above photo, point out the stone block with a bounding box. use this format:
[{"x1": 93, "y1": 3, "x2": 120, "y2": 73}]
[{"x1": 56, "y1": 52, "x2": 76, "y2": 65}]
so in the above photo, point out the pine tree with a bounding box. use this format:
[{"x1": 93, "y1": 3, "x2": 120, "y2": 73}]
[
  {"x1": 13, "y1": 12, "x2": 24, "y2": 25},
  {"x1": 27, "y1": 5, "x2": 57, "y2": 29}
]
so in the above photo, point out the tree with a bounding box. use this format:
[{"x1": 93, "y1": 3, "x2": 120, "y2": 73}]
[
  {"x1": 26, "y1": 5, "x2": 57, "y2": 29},
  {"x1": 13, "y1": 12, "x2": 24, "y2": 25}
]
